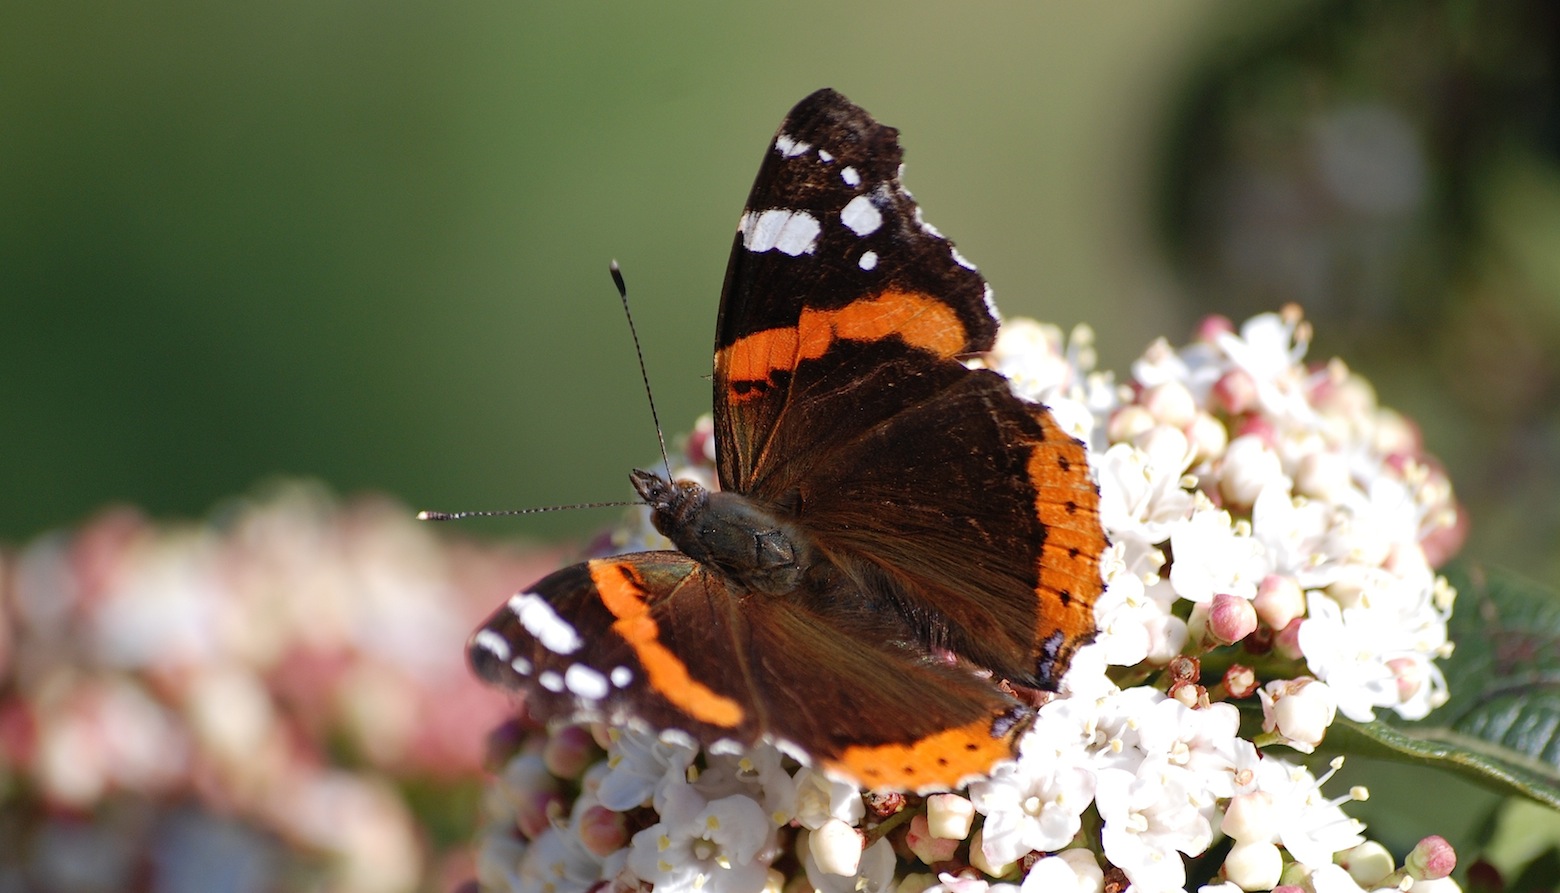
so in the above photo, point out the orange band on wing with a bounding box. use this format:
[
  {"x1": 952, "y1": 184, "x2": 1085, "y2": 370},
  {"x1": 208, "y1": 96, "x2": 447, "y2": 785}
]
[
  {"x1": 1026, "y1": 434, "x2": 1104, "y2": 648},
  {"x1": 719, "y1": 290, "x2": 967, "y2": 400},
  {"x1": 826, "y1": 717, "x2": 1020, "y2": 793},
  {"x1": 588, "y1": 560, "x2": 745, "y2": 729}
]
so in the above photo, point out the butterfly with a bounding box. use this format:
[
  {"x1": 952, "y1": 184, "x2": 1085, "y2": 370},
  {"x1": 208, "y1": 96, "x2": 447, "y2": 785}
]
[{"x1": 468, "y1": 89, "x2": 1104, "y2": 792}]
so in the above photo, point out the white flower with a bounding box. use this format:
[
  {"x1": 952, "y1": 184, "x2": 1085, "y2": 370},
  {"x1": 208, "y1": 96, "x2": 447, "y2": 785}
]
[
  {"x1": 969, "y1": 737, "x2": 1096, "y2": 865},
  {"x1": 1017, "y1": 854, "x2": 1093, "y2": 893},
  {"x1": 1250, "y1": 485, "x2": 1341, "y2": 590},
  {"x1": 1217, "y1": 435, "x2": 1290, "y2": 508},
  {"x1": 1223, "y1": 840, "x2": 1283, "y2": 890},
  {"x1": 595, "y1": 727, "x2": 697, "y2": 811},
  {"x1": 1089, "y1": 565, "x2": 1157, "y2": 668},
  {"x1": 1297, "y1": 579, "x2": 1448, "y2": 721},
  {"x1": 1307, "y1": 864, "x2": 1370, "y2": 893},
  {"x1": 1215, "y1": 310, "x2": 1314, "y2": 420},
  {"x1": 1133, "y1": 699, "x2": 1244, "y2": 799},
  {"x1": 1258, "y1": 677, "x2": 1337, "y2": 753},
  {"x1": 802, "y1": 834, "x2": 896, "y2": 893},
  {"x1": 1168, "y1": 502, "x2": 1266, "y2": 603},
  {"x1": 926, "y1": 793, "x2": 975, "y2": 840},
  {"x1": 1094, "y1": 757, "x2": 1213, "y2": 893},
  {"x1": 626, "y1": 784, "x2": 773, "y2": 893},
  {"x1": 1097, "y1": 437, "x2": 1196, "y2": 547},
  {"x1": 809, "y1": 819, "x2": 864, "y2": 876},
  {"x1": 985, "y1": 318, "x2": 1076, "y2": 401},
  {"x1": 515, "y1": 827, "x2": 605, "y2": 893},
  {"x1": 792, "y1": 766, "x2": 866, "y2": 830},
  {"x1": 1243, "y1": 756, "x2": 1365, "y2": 869},
  {"x1": 694, "y1": 744, "x2": 797, "y2": 827}
]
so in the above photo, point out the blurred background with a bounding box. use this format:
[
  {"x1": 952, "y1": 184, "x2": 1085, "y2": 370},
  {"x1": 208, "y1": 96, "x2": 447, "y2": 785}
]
[{"x1": 4, "y1": 1, "x2": 1559, "y2": 891}]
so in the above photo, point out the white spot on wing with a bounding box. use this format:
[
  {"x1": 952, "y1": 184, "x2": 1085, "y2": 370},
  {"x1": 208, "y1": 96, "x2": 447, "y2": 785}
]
[
  {"x1": 508, "y1": 593, "x2": 584, "y2": 655},
  {"x1": 841, "y1": 195, "x2": 882, "y2": 236},
  {"x1": 773, "y1": 738, "x2": 814, "y2": 766},
  {"x1": 610, "y1": 666, "x2": 633, "y2": 687},
  {"x1": 774, "y1": 133, "x2": 811, "y2": 157},
  {"x1": 859, "y1": 250, "x2": 878, "y2": 271},
  {"x1": 510, "y1": 655, "x2": 533, "y2": 675},
  {"x1": 658, "y1": 728, "x2": 697, "y2": 749},
  {"x1": 708, "y1": 739, "x2": 744, "y2": 756},
  {"x1": 841, "y1": 166, "x2": 861, "y2": 187},
  {"x1": 740, "y1": 208, "x2": 821, "y2": 256},
  {"x1": 538, "y1": 670, "x2": 564, "y2": 693},
  {"x1": 472, "y1": 629, "x2": 511, "y2": 663},
  {"x1": 565, "y1": 664, "x2": 609, "y2": 700},
  {"x1": 818, "y1": 149, "x2": 834, "y2": 162},
  {"x1": 915, "y1": 207, "x2": 945, "y2": 239}
]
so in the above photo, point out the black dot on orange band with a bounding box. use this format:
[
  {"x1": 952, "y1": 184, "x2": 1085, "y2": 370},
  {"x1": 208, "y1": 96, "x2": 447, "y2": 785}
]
[
  {"x1": 1059, "y1": 589, "x2": 1073, "y2": 606},
  {"x1": 1058, "y1": 456, "x2": 1071, "y2": 471},
  {"x1": 1068, "y1": 546, "x2": 1080, "y2": 559},
  {"x1": 1065, "y1": 500, "x2": 1077, "y2": 515},
  {"x1": 964, "y1": 742, "x2": 979, "y2": 752},
  {"x1": 936, "y1": 756, "x2": 949, "y2": 766}
]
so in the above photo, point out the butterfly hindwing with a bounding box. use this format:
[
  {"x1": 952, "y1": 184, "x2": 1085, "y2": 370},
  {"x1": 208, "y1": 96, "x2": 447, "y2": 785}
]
[{"x1": 470, "y1": 551, "x2": 1026, "y2": 790}]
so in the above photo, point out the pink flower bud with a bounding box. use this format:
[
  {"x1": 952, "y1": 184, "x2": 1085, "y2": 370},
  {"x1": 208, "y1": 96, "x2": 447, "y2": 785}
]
[
  {"x1": 516, "y1": 789, "x2": 564, "y2": 840},
  {"x1": 1219, "y1": 436, "x2": 1284, "y2": 509},
  {"x1": 577, "y1": 805, "x2": 627, "y2": 856},
  {"x1": 1108, "y1": 405, "x2": 1156, "y2": 444},
  {"x1": 1233, "y1": 415, "x2": 1276, "y2": 446},
  {"x1": 542, "y1": 725, "x2": 596, "y2": 779},
  {"x1": 1254, "y1": 575, "x2": 1305, "y2": 631},
  {"x1": 1142, "y1": 381, "x2": 1197, "y2": 429},
  {"x1": 1386, "y1": 657, "x2": 1425, "y2": 704},
  {"x1": 1213, "y1": 368, "x2": 1258, "y2": 416},
  {"x1": 1187, "y1": 412, "x2": 1230, "y2": 465},
  {"x1": 1195, "y1": 314, "x2": 1236, "y2": 343},
  {"x1": 1273, "y1": 619, "x2": 1305, "y2": 660},
  {"x1": 905, "y1": 812, "x2": 959, "y2": 864},
  {"x1": 1406, "y1": 835, "x2": 1456, "y2": 880},
  {"x1": 1209, "y1": 593, "x2": 1258, "y2": 645}
]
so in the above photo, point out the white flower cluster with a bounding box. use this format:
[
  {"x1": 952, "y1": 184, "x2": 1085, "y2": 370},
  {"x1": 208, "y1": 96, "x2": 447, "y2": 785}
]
[{"x1": 477, "y1": 308, "x2": 1464, "y2": 893}]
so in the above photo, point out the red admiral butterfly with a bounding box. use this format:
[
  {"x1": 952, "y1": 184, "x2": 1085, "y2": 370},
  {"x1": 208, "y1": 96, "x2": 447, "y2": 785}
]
[{"x1": 470, "y1": 89, "x2": 1104, "y2": 792}]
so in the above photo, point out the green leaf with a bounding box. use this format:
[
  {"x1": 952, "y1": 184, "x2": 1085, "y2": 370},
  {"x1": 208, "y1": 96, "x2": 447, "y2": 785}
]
[{"x1": 1326, "y1": 564, "x2": 1560, "y2": 809}]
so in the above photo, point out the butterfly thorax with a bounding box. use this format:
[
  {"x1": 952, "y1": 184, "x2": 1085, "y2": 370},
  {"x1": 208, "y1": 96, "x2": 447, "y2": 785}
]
[{"x1": 630, "y1": 469, "x2": 819, "y2": 596}]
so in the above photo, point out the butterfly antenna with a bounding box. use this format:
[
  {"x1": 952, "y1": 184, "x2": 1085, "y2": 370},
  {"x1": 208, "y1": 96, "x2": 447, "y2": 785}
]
[
  {"x1": 417, "y1": 500, "x2": 633, "y2": 522},
  {"x1": 611, "y1": 261, "x2": 672, "y2": 479}
]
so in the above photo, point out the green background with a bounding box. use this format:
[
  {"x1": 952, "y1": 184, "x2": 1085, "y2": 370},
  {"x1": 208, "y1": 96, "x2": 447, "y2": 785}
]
[{"x1": 1, "y1": 2, "x2": 1247, "y2": 544}]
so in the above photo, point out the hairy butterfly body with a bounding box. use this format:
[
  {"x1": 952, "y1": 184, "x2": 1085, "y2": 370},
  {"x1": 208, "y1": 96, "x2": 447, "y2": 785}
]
[{"x1": 469, "y1": 89, "x2": 1105, "y2": 792}]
